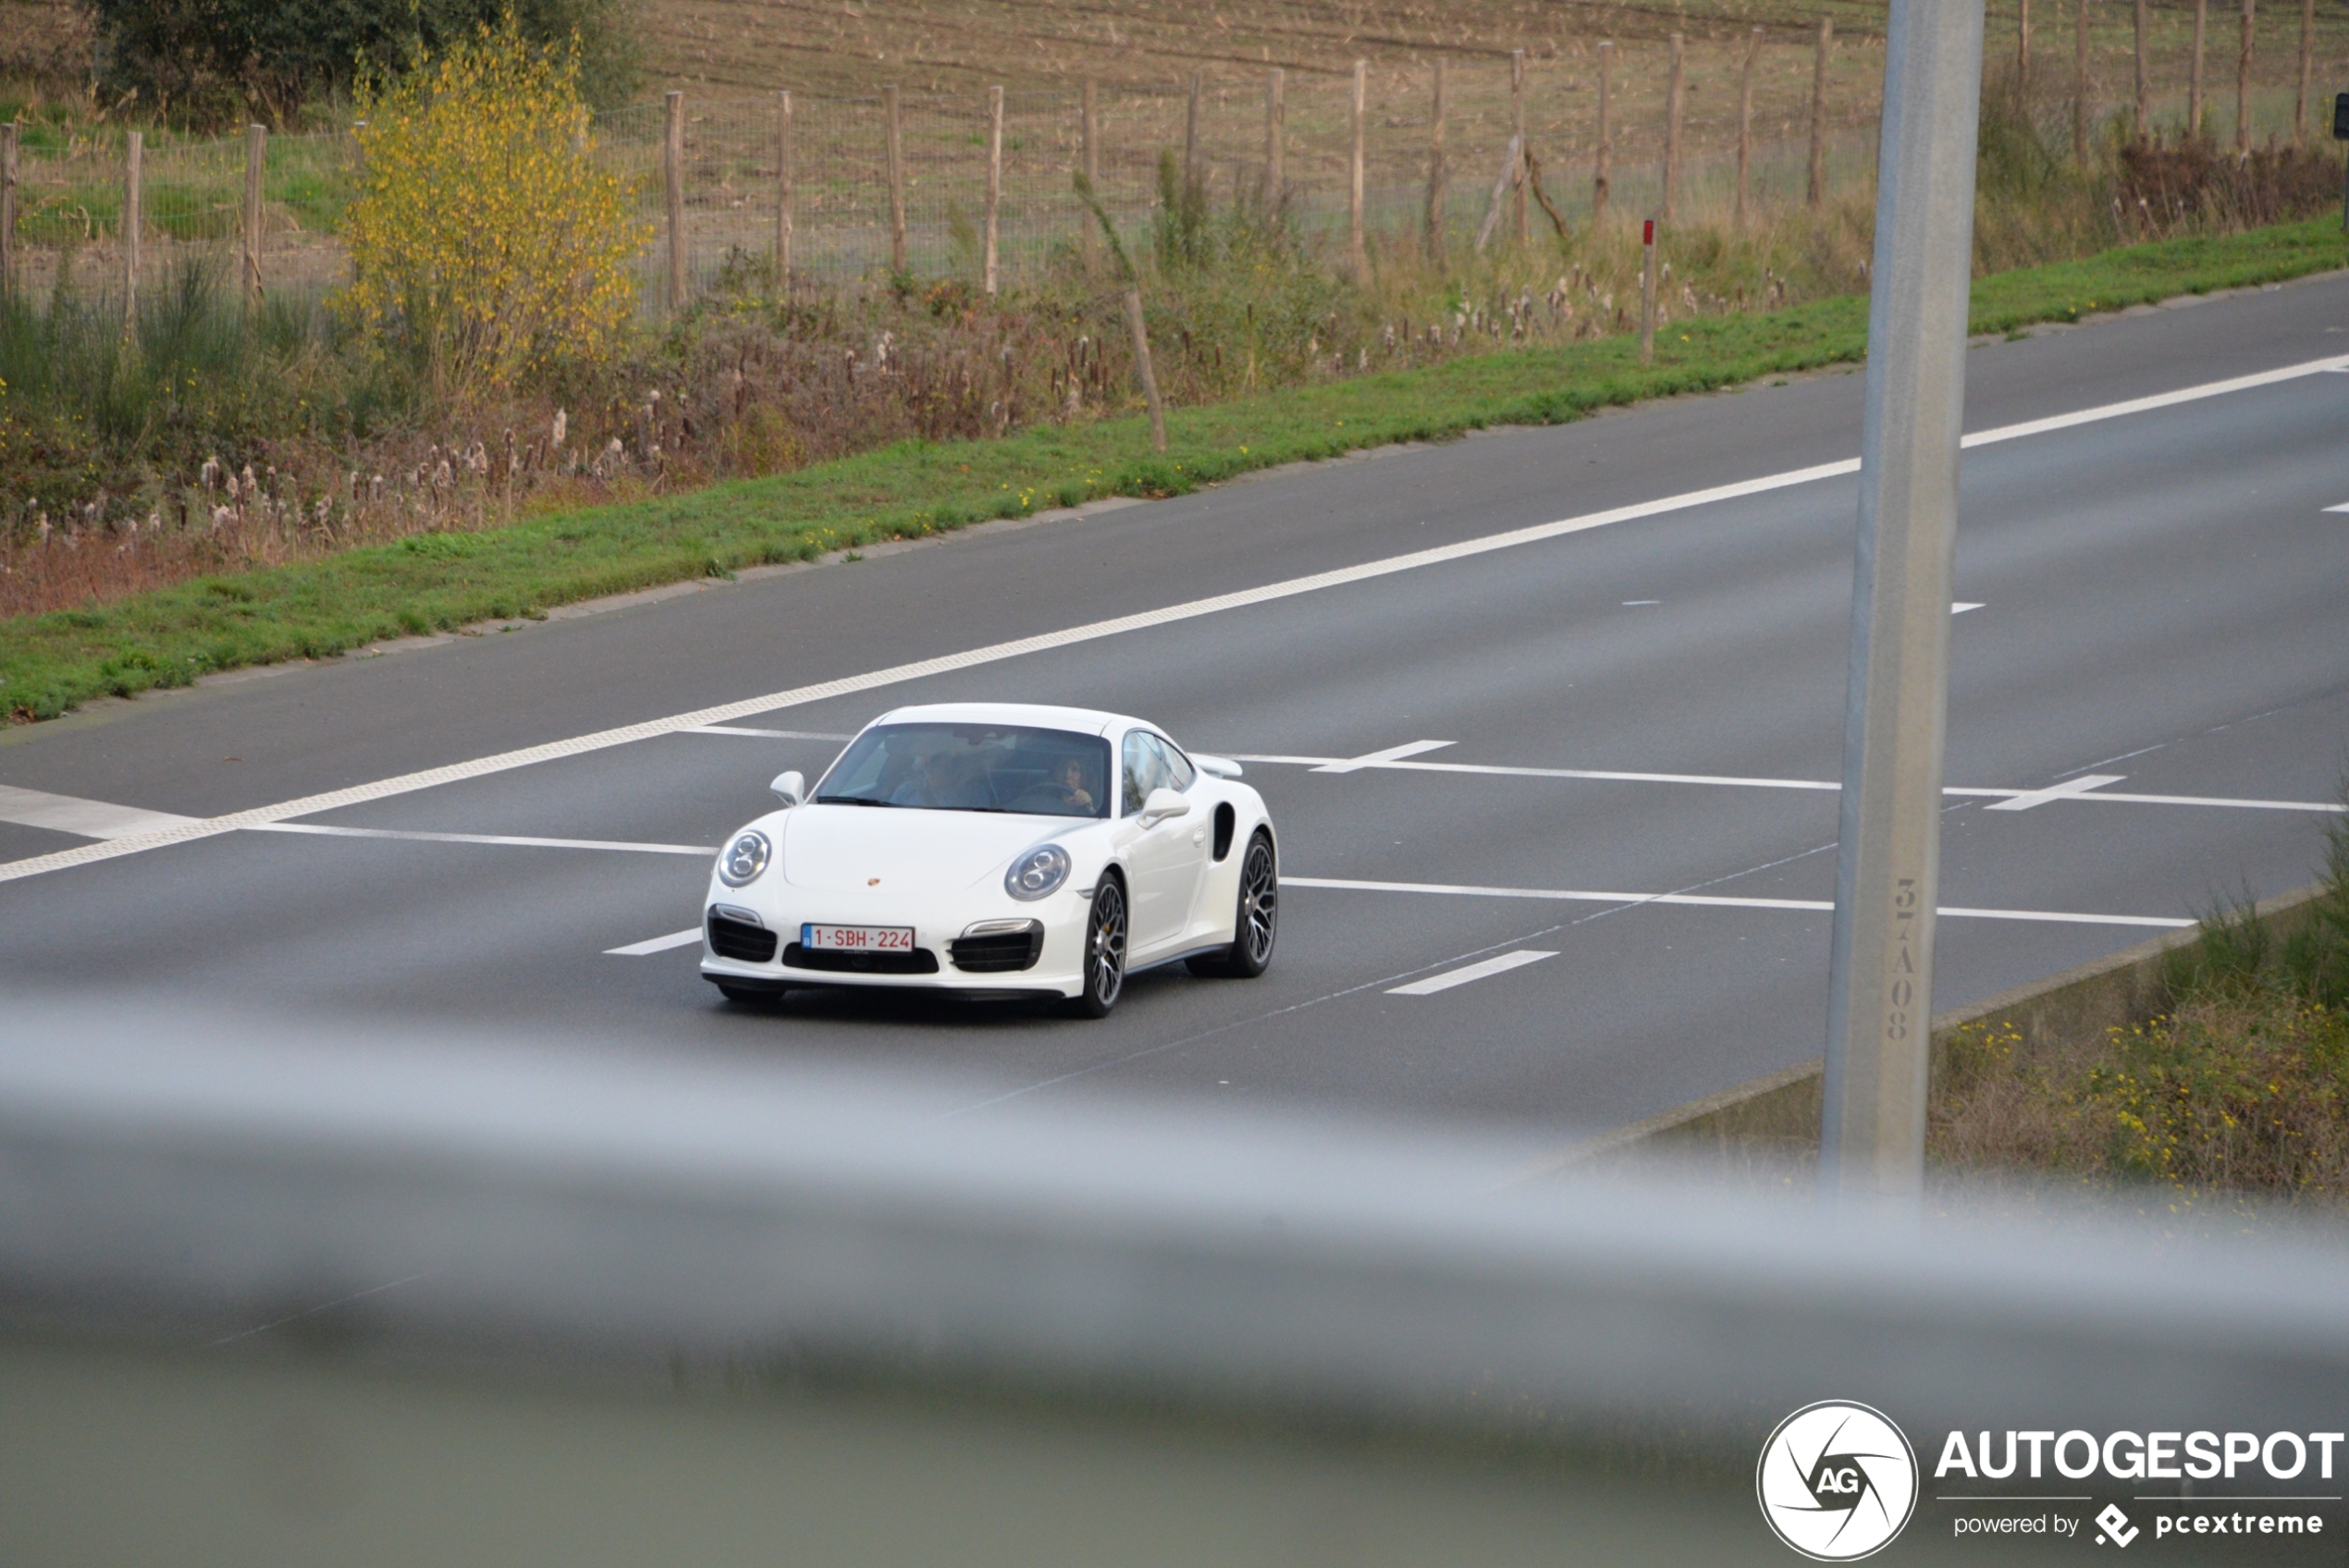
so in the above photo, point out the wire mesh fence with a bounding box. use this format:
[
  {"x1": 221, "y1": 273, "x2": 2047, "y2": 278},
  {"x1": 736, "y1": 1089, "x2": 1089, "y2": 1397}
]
[{"x1": 0, "y1": 12, "x2": 2339, "y2": 314}]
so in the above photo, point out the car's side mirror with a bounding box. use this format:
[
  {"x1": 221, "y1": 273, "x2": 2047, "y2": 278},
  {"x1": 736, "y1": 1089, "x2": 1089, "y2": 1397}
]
[
  {"x1": 1138, "y1": 786, "x2": 1192, "y2": 827},
  {"x1": 770, "y1": 770, "x2": 806, "y2": 807},
  {"x1": 1192, "y1": 753, "x2": 1244, "y2": 780}
]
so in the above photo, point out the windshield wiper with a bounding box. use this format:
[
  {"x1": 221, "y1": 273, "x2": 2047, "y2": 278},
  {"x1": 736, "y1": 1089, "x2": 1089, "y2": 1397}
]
[{"x1": 816, "y1": 794, "x2": 895, "y2": 807}]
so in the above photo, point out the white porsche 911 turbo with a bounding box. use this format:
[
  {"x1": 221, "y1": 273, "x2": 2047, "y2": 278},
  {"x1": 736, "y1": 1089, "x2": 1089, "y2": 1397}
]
[{"x1": 699, "y1": 703, "x2": 1278, "y2": 1016}]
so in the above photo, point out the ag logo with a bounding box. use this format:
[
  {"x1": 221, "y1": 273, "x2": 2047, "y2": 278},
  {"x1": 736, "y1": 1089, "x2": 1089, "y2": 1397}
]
[{"x1": 1756, "y1": 1401, "x2": 1919, "y2": 1561}]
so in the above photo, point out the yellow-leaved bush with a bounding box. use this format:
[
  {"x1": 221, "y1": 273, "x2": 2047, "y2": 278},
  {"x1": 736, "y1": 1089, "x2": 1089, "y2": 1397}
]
[{"x1": 339, "y1": 24, "x2": 646, "y2": 392}]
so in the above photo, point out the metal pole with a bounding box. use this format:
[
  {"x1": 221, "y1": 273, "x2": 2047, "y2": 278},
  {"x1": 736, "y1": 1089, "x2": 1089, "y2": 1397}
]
[
  {"x1": 123, "y1": 129, "x2": 141, "y2": 323},
  {"x1": 1819, "y1": 0, "x2": 1986, "y2": 1201},
  {"x1": 241, "y1": 124, "x2": 265, "y2": 312},
  {"x1": 984, "y1": 84, "x2": 1003, "y2": 296},
  {"x1": 1349, "y1": 59, "x2": 1368, "y2": 276},
  {"x1": 1425, "y1": 55, "x2": 1447, "y2": 253},
  {"x1": 1594, "y1": 41, "x2": 1613, "y2": 230},
  {"x1": 775, "y1": 90, "x2": 793, "y2": 293},
  {"x1": 0, "y1": 122, "x2": 15, "y2": 305},
  {"x1": 1639, "y1": 217, "x2": 1656, "y2": 363},
  {"x1": 1511, "y1": 49, "x2": 1528, "y2": 246},
  {"x1": 1737, "y1": 29, "x2": 1761, "y2": 228},
  {"x1": 1662, "y1": 34, "x2": 1686, "y2": 225},
  {"x1": 2134, "y1": 0, "x2": 2150, "y2": 134},
  {"x1": 1264, "y1": 67, "x2": 1285, "y2": 210},
  {"x1": 1809, "y1": 18, "x2": 1834, "y2": 206},
  {"x1": 663, "y1": 91, "x2": 687, "y2": 311},
  {"x1": 886, "y1": 83, "x2": 907, "y2": 274}
]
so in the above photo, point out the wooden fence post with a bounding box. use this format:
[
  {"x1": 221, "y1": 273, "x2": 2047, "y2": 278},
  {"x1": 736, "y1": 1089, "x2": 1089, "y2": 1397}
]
[
  {"x1": 2296, "y1": 0, "x2": 2315, "y2": 137},
  {"x1": 1593, "y1": 40, "x2": 1613, "y2": 229},
  {"x1": 775, "y1": 90, "x2": 793, "y2": 293},
  {"x1": 1736, "y1": 29, "x2": 1761, "y2": 228},
  {"x1": 1425, "y1": 55, "x2": 1446, "y2": 252},
  {"x1": 2074, "y1": 0, "x2": 2091, "y2": 160},
  {"x1": 2189, "y1": 0, "x2": 2208, "y2": 139},
  {"x1": 2236, "y1": 0, "x2": 2255, "y2": 152},
  {"x1": 1080, "y1": 79, "x2": 1099, "y2": 255},
  {"x1": 1510, "y1": 49, "x2": 1528, "y2": 246},
  {"x1": 241, "y1": 123, "x2": 265, "y2": 312},
  {"x1": 1185, "y1": 73, "x2": 1201, "y2": 180},
  {"x1": 1349, "y1": 59, "x2": 1368, "y2": 276},
  {"x1": 2019, "y1": 0, "x2": 2033, "y2": 90},
  {"x1": 1807, "y1": 18, "x2": 1831, "y2": 206},
  {"x1": 2134, "y1": 0, "x2": 2149, "y2": 133},
  {"x1": 885, "y1": 83, "x2": 906, "y2": 274},
  {"x1": 1662, "y1": 33, "x2": 1685, "y2": 225},
  {"x1": 0, "y1": 122, "x2": 16, "y2": 305},
  {"x1": 1123, "y1": 287, "x2": 1166, "y2": 452},
  {"x1": 984, "y1": 84, "x2": 1003, "y2": 295},
  {"x1": 1264, "y1": 67, "x2": 1285, "y2": 210},
  {"x1": 124, "y1": 130, "x2": 141, "y2": 321},
  {"x1": 664, "y1": 91, "x2": 687, "y2": 311}
]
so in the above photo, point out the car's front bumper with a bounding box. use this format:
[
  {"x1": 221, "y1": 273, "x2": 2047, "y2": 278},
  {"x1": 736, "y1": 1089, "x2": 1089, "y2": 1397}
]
[{"x1": 696, "y1": 890, "x2": 1090, "y2": 999}]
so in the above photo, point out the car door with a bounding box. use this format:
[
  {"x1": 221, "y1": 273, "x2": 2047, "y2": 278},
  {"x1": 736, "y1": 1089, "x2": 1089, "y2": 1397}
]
[{"x1": 1116, "y1": 730, "x2": 1209, "y2": 954}]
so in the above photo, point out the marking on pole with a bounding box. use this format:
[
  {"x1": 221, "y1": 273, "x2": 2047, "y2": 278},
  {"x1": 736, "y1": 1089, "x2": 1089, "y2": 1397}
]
[
  {"x1": 1983, "y1": 773, "x2": 2124, "y2": 812},
  {"x1": 1311, "y1": 739, "x2": 1455, "y2": 775},
  {"x1": 606, "y1": 927, "x2": 705, "y2": 956},
  {"x1": 1285, "y1": 876, "x2": 2194, "y2": 929},
  {"x1": 5, "y1": 350, "x2": 2342, "y2": 889},
  {"x1": 1951, "y1": 602, "x2": 1985, "y2": 614},
  {"x1": 1386, "y1": 949, "x2": 1556, "y2": 995},
  {"x1": 246, "y1": 823, "x2": 716, "y2": 855},
  {"x1": 0, "y1": 784, "x2": 201, "y2": 839}
]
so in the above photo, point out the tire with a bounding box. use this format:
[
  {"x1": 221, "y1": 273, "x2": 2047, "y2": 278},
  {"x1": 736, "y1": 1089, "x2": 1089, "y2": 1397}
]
[
  {"x1": 1187, "y1": 830, "x2": 1276, "y2": 979},
  {"x1": 1068, "y1": 875, "x2": 1128, "y2": 1018}
]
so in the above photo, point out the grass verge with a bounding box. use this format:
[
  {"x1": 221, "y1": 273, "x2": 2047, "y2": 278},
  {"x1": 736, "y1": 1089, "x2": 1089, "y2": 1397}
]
[{"x1": 6, "y1": 216, "x2": 2345, "y2": 724}]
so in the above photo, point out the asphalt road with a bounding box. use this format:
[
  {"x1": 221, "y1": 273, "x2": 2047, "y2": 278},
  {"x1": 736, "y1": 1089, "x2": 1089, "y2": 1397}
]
[{"x1": 5, "y1": 276, "x2": 2346, "y2": 1148}]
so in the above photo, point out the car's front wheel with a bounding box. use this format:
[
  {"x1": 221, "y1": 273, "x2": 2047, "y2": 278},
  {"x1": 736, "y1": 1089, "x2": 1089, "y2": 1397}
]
[
  {"x1": 1069, "y1": 875, "x2": 1127, "y2": 1018},
  {"x1": 1187, "y1": 830, "x2": 1276, "y2": 979}
]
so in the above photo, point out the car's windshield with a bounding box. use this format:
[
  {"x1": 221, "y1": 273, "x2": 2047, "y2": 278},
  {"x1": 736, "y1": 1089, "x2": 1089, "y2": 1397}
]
[{"x1": 814, "y1": 723, "x2": 1113, "y2": 818}]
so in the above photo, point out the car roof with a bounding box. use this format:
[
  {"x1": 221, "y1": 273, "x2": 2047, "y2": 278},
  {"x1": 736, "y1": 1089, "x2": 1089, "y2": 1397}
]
[{"x1": 869, "y1": 702, "x2": 1136, "y2": 738}]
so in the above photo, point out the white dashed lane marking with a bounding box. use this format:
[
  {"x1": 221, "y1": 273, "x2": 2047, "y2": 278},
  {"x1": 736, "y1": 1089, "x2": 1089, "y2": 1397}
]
[
  {"x1": 606, "y1": 927, "x2": 704, "y2": 956},
  {"x1": 1386, "y1": 949, "x2": 1556, "y2": 996}
]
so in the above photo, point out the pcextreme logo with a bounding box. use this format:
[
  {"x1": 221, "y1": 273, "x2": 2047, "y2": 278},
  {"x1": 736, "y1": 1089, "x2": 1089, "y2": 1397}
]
[{"x1": 1757, "y1": 1401, "x2": 1922, "y2": 1561}]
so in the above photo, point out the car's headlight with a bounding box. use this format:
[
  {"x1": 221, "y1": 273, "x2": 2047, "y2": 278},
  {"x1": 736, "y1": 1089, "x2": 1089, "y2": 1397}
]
[
  {"x1": 1004, "y1": 843, "x2": 1071, "y2": 901},
  {"x1": 719, "y1": 829, "x2": 771, "y2": 888}
]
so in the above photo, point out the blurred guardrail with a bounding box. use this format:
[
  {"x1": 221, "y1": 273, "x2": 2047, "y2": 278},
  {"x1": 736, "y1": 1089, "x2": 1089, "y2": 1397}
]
[{"x1": 4, "y1": 998, "x2": 2347, "y2": 1564}]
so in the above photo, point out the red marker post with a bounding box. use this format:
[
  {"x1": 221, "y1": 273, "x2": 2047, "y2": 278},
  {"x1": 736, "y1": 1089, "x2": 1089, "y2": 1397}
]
[{"x1": 1639, "y1": 216, "x2": 1659, "y2": 365}]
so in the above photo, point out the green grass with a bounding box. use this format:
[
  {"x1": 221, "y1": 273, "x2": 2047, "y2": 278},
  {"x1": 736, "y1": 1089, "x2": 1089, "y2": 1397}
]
[{"x1": 5, "y1": 216, "x2": 2345, "y2": 723}]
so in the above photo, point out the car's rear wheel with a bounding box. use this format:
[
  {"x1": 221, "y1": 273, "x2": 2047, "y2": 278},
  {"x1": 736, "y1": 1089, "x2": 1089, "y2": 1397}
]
[
  {"x1": 1187, "y1": 830, "x2": 1276, "y2": 979},
  {"x1": 1069, "y1": 876, "x2": 1127, "y2": 1018}
]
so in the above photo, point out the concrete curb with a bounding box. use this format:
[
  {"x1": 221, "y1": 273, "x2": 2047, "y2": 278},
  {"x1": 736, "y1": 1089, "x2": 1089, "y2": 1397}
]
[{"x1": 1513, "y1": 880, "x2": 2333, "y2": 1179}]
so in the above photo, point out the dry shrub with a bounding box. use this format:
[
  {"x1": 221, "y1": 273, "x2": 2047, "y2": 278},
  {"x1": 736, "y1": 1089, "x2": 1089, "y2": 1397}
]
[{"x1": 2115, "y1": 133, "x2": 2348, "y2": 238}]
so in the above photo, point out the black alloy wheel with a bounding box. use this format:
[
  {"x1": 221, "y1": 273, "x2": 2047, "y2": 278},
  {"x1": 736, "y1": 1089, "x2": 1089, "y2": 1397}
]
[
  {"x1": 1188, "y1": 830, "x2": 1276, "y2": 979},
  {"x1": 1072, "y1": 876, "x2": 1127, "y2": 1018}
]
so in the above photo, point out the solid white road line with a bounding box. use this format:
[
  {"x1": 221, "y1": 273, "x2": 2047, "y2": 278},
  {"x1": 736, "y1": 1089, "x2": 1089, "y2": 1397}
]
[
  {"x1": 1984, "y1": 773, "x2": 2125, "y2": 812},
  {"x1": 679, "y1": 725, "x2": 853, "y2": 740},
  {"x1": 0, "y1": 784, "x2": 201, "y2": 839},
  {"x1": 246, "y1": 823, "x2": 716, "y2": 855},
  {"x1": 1230, "y1": 752, "x2": 2344, "y2": 813},
  {"x1": 1952, "y1": 602, "x2": 1985, "y2": 614},
  {"x1": 1311, "y1": 739, "x2": 1455, "y2": 775},
  {"x1": 7, "y1": 351, "x2": 2343, "y2": 888},
  {"x1": 1285, "y1": 876, "x2": 2195, "y2": 929},
  {"x1": 1386, "y1": 949, "x2": 1556, "y2": 996},
  {"x1": 605, "y1": 927, "x2": 705, "y2": 956}
]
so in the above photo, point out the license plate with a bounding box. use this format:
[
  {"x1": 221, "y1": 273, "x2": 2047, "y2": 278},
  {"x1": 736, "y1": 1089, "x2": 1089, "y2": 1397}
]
[{"x1": 801, "y1": 924, "x2": 916, "y2": 952}]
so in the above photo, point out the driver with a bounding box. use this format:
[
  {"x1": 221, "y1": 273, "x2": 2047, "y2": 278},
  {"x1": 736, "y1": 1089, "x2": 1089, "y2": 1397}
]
[{"x1": 1051, "y1": 754, "x2": 1098, "y2": 814}]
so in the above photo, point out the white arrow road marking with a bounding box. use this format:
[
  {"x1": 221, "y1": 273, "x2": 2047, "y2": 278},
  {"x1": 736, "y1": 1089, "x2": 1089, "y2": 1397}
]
[
  {"x1": 606, "y1": 927, "x2": 705, "y2": 956},
  {"x1": 7, "y1": 350, "x2": 2344, "y2": 888},
  {"x1": 0, "y1": 784, "x2": 200, "y2": 839},
  {"x1": 1983, "y1": 774, "x2": 2125, "y2": 812},
  {"x1": 1311, "y1": 740, "x2": 1455, "y2": 775},
  {"x1": 1387, "y1": 949, "x2": 1556, "y2": 996}
]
